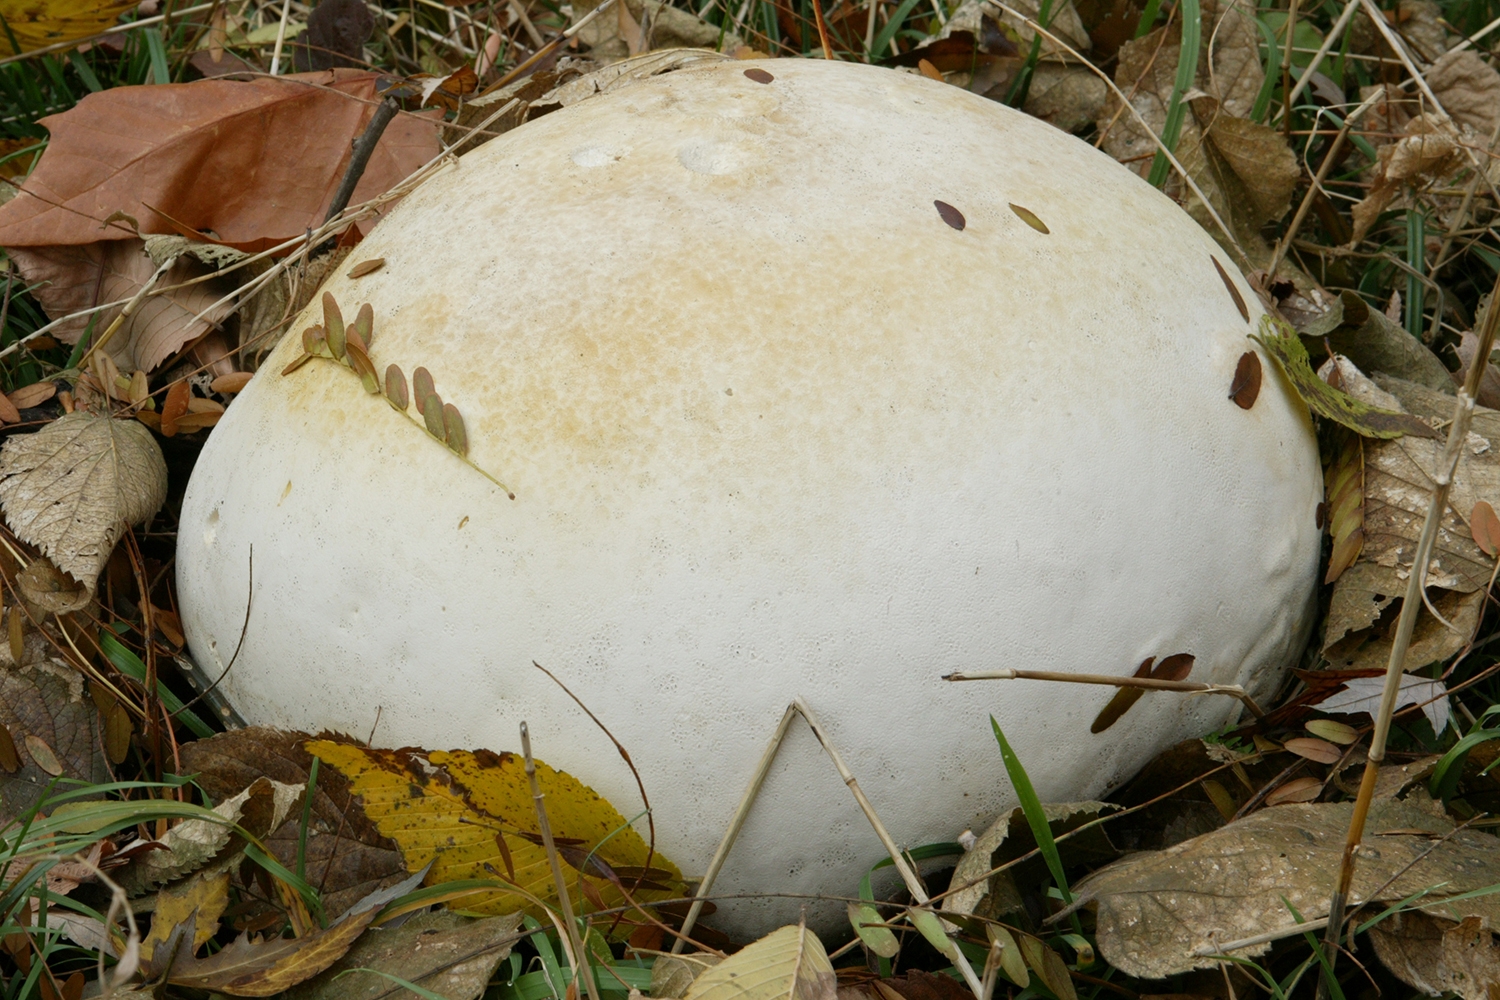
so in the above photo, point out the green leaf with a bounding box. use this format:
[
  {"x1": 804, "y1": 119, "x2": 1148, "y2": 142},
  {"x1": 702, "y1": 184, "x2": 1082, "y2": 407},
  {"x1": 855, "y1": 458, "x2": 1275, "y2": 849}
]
[
  {"x1": 1251, "y1": 316, "x2": 1439, "y2": 440},
  {"x1": 990, "y1": 717, "x2": 1072, "y2": 907},
  {"x1": 846, "y1": 902, "x2": 898, "y2": 958},
  {"x1": 908, "y1": 907, "x2": 957, "y2": 961},
  {"x1": 986, "y1": 925, "x2": 1027, "y2": 988},
  {"x1": 100, "y1": 629, "x2": 212, "y2": 738},
  {"x1": 1146, "y1": 0, "x2": 1199, "y2": 187}
]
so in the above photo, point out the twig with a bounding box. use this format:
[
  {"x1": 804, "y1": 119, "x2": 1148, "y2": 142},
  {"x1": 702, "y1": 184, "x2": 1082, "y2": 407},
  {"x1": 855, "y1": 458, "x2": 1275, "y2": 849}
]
[
  {"x1": 809, "y1": 0, "x2": 833, "y2": 59},
  {"x1": 943, "y1": 668, "x2": 1265, "y2": 718},
  {"x1": 323, "y1": 98, "x2": 400, "y2": 226},
  {"x1": 268, "y1": 0, "x2": 294, "y2": 74},
  {"x1": 1317, "y1": 266, "x2": 1500, "y2": 992},
  {"x1": 521, "y1": 721, "x2": 602, "y2": 1000},
  {"x1": 1278, "y1": 0, "x2": 1359, "y2": 118},
  {"x1": 1279, "y1": 0, "x2": 1300, "y2": 137},
  {"x1": 488, "y1": 0, "x2": 619, "y2": 92},
  {"x1": 1268, "y1": 87, "x2": 1385, "y2": 275},
  {"x1": 672, "y1": 703, "x2": 797, "y2": 952}
]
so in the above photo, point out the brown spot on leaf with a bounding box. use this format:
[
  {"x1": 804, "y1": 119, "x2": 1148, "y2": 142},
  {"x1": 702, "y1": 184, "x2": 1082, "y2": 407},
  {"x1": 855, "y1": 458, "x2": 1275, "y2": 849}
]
[
  {"x1": 1009, "y1": 203, "x2": 1049, "y2": 234},
  {"x1": 744, "y1": 68, "x2": 773, "y2": 84},
  {"x1": 1212, "y1": 255, "x2": 1249, "y2": 322},
  {"x1": 934, "y1": 200, "x2": 965, "y2": 230},
  {"x1": 1229, "y1": 351, "x2": 1262, "y2": 409}
]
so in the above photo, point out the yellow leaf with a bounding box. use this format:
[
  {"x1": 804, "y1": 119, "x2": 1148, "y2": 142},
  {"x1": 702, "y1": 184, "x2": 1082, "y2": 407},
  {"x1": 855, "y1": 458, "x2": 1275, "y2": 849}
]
[
  {"x1": 308, "y1": 741, "x2": 681, "y2": 919},
  {"x1": 0, "y1": 0, "x2": 135, "y2": 55},
  {"x1": 142, "y1": 871, "x2": 229, "y2": 955},
  {"x1": 684, "y1": 924, "x2": 835, "y2": 1000}
]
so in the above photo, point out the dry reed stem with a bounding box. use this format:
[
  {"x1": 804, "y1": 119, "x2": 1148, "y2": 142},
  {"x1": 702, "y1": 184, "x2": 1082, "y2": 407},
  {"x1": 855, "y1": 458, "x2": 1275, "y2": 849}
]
[{"x1": 943, "y1": 668, "x2": 1266, "y2": 718}]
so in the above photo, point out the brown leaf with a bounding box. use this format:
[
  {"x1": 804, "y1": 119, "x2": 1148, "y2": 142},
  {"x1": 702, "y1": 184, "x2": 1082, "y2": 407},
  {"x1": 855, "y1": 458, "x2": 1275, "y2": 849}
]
[
  {"x1": 0, "y1": 71, "x2": 441, "y2": 253},
  {"x1": 293, "y1": 0, "x2": 373, "y2": 72},
  {"x1": 211, "y1": 372, "x2": 253, "y2": 394},
  {"x1": 1228, "y1": 352, "x2": 1261, "y2": 409},
  {"x1": 1212, "y1": 256, "x2": 1249, "y2": 322},
  {"x1": 0, "y1": 654, "x2": 107, "y2": 825},
  {"x1": 1323, "y1": 427, "x2": 1364, "y2": 584},
  {"x1": 179, "y1": 728, "x2": 408, "y2": 919},
  {"x1": 412, "y1": 368, "x2": 435, "y2": 415},
  {"x1": 1076, "y1": 794, "x2": 1500, "y2": 978},
  {"x1": 167, "y1": 905, "x2": 380, "y2": 995},
  {"x1": 8, "y1": 383, "x2": 55, "y2": 410},
  {"x1": 744, "y1": 68, "x2": 774, "y2": 84},
  {"x1": 1473, "y1": 500, "x2": 1500, "y2": 557},
  {"x1": 347, "y1": 258, "x2": 385, "y2": 279},
  {"x1": 1349, "y1": 114, "x2": 1466, "y2": 246},
  {"x1": 1282, "y1": 738, "x2": 1340, "y2": 764},
  {"x1": 0, "y1": 393, "x2": 20, "y2": 425},
  {"x1": 1370, "y1": 912, "x2": 1500, "y2": 1000},
  {"x1": 161, "y1": 380, "x2": 190, "y2": 437},
  {"x1": 1090, "y1": 657, "x2": 1153, "y2": 734},
  {"x1": 933, "y1": 201, "x2": 965, "y2": 231},
  {"x1": 1426, "y1": 49, "x2": 1500, "y2": 137},
  {"x1": 7, "y1": 241, "x2": 236, "y2": 372}
]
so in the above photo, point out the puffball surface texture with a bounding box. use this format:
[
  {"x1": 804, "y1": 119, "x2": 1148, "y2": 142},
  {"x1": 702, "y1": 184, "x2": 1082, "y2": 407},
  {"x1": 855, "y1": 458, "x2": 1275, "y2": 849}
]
[{"x1": 178, "y1": 58, "x2": 1321, "y2": 934}]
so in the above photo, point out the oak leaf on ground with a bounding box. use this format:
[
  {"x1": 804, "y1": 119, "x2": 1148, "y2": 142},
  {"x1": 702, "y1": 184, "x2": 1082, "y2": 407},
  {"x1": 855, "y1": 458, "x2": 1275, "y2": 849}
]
[{"x1": 0, "y1": 70, "x2": 440, "y2": 252}]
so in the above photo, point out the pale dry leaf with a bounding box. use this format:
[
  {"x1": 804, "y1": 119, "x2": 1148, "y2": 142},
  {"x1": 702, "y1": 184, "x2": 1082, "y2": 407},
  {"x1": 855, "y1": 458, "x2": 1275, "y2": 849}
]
[
  {"x1": 1262, "y1": 776, "x2": 1323, "y2": 804},
  {"x1": 1370, "y1": 911, "x2": 1500, "y2": 999},
  {"x1": 142, "y1": 235, "x2": 251, "y2": 272},
  {"x1": 1395, "y1": 0, "x2": 1448, "y2": 62},
  {"x1": 0, "y1": 412, "x2": 167, "y2": 598},
  {"x1": 943, "y1": 802, "x2": 1118, "y2": 920},
  {"x1": 166, "y1": 906, "x2": 381, "y2": 996},
  {"x1": 1319, "y1": 673, "x2": 1450, "y2": 733},
  {"x1": 652, "y1": 954, "x2": 724, "y2": 1000},
  {"x1": 142, "y1": 871, "x2": 231, "y2": 954},
  {"x1": 285, "y1": 910, "x2": 524, "y2": 1000},
  {"x1": 7, "y1": 241, "x2": 236, "y2": 372},
  {"x1": 684, "y1": 924, "x2": 835, "y2": 1000},
  {"x1": 1426, "y1": 49, "x2": 1500, "y2": 137},
  {"x1": 17, "y1": 555, "x2": 91, "y2": 613},
  {"x1": 1022, "y1": 64, "x2": 1106, "y2": 133},
  {"x1": 1196, "y1": 103, "x2": 1300, "y2": 222},
  {"x1": 1074, "y1": 794, "x2": 1500, "y2": 978},
  {"x1": 1350, "y1": 114, "x2": 1467, "y2": 245}
]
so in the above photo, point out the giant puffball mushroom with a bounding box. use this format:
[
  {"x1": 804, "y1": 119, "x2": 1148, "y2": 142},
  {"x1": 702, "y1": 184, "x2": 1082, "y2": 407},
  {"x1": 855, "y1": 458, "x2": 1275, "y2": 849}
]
[{"x1": 178, "y1": 59, "x2": 1322, "y2": 935}]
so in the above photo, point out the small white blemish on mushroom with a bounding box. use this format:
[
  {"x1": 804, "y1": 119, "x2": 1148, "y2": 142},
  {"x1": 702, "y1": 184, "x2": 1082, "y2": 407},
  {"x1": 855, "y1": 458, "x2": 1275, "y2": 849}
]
[{"x1": 570, "y1": 146, "x2": 621, "y2": 168}]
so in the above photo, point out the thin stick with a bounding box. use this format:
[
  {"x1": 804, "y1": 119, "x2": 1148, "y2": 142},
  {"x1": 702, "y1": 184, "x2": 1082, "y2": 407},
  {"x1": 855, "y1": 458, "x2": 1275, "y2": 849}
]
[
  {"x1": 521, "y1": 721, "x2": 602, "y2": 1000},
  {"x1": 323, "y1": 98, "x2": 400, "y2": 225},
  {"x1": 1267, "y1": 87, "x2": 1385, "y2": 275},
  {"x1": 943, "y1": 668, "x2": 1265, "y2": 718},
  {"x1": 489, "y1": 0, "x2": 619, "y2": 91},
  {"x1": 509, "y1": 0, "x2": 546, "y2": 48},
  {"x1": 809, "y1": 0, "x2": 833, "y2": 59},
  {"x1": 1317, "y1": 266, "x2": 1500, "y2": 990},
  {"x1": 1279, "y1": 0, "x2": 1300, "y2": 137},
  {"x1": 268, "y1": 0, "x2": 294, "y2": 74},
  {"x1": 793, "y1": 699, "x2": 986, "y2": 1000},
  {"x1": 79, "y1": 255, "x2": 179, "y2": 368},
  {"x1": 1278, "y1": 0, "x2": 1358, "y2": 117},
  {"x1": 672, "y1": 703, "x2": 797, "y2": 952}
]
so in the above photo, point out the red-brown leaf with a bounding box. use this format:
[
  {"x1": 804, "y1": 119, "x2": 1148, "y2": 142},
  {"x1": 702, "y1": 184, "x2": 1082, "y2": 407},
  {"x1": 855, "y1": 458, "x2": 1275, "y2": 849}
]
[{"x1": 1229, "y1": 352, "x2": 1262, "y2": 409}]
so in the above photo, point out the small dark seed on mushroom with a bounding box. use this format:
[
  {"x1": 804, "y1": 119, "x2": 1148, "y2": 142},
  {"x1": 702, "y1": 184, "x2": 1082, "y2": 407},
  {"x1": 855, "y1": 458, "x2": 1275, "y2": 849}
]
[
  {"x1": 934, "y1": 200, "x2": 965, "y2": 230},
  {"x1": 1229, "y1": 351, "x2": 1262, "y2": 409},
  {"x1": 1212, "y1": 255, "x2": 1250, "y2": 322},
  {"x1": 744, "y1": 68, "x2": 774, "y2": 84}
]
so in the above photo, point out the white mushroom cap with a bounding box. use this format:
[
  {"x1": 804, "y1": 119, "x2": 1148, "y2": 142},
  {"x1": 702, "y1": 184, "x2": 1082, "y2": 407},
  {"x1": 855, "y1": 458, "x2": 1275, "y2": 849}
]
[{"x1": 177, "y1": 59, "x2": 1321, "y2": 935}]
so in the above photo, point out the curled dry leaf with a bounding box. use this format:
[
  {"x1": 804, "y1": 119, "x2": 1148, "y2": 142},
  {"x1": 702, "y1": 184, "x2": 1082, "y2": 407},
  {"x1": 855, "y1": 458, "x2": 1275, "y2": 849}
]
[
  {"x1": 683, "y1": 924, "x2": 835, "y2": 1000},
  {"x1": 7, "y1": 241, "x2": 237, "y2": 373},
  {"x1": 1350, "y1": 114, "x2": 1469, "y2": 246},
  {"x1": 0, "y1": 71, "x2": 441, "y2": 253},
  {"x1": 1074, "y1": 793, "x2": 1500, "y2": 978},
  {"x1": 0, "y1": 413, "x2": 167, "y2": 599},
  {"x1": 1426, "y1": 49, "x2": 1500, "y2": 136},
  {"x1": 18, "y1": 556, "x2": 90, "y2": 614}
]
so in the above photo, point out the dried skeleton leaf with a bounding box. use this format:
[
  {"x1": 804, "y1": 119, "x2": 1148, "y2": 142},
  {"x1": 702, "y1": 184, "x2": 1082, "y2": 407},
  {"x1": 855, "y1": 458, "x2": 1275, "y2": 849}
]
[
  {"x1": 934, "y1": 201, "x2": 965, "y2": 231},
  {"x1": 1228, "y1": 351, "x2": 1262, "y2": 409}
]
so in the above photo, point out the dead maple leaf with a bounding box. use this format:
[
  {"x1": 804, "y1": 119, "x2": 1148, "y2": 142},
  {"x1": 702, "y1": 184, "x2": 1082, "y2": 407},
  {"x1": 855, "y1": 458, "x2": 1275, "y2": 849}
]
[
  {"x1": 0, "y1": 651, "x2": 107, "y2": 825},
  {"x1": 0, "y1": 70, "x2": 440, "y2": 253},
  {"x1": 0, "y1": 0, "x2": 134, "y2": 55},
  {"x1": 309, "y1": 741, "x2": 683, "y2": 919},
  {"x1": 180, "y1": 728, "x2": 408, "y2": 918},
  {"x1": 1073, "y1": 793, "x2": 1500, "y2": 978},
  {"x1": 7, "y1": 240, "x2": 236, "y2": 373},
  {"x1": 0, "y1": 412, "x2": 166, "y2": 600}
]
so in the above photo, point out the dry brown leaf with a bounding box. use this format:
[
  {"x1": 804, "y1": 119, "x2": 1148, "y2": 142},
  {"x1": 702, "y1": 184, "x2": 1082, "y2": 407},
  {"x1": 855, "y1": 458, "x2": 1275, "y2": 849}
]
[
  {"x1": 1394, "y1": 0, "x2": 1449, "y2": 61},
  {"x1": 1426, "y1": 49, "x2": 1500, "y2": 137},
  {"x1": 1350, "y1": 114, "x2": 1467, "y2": 245},
  {"x1": 283, "y1": 910, "x2": 524, "y2": 1000},
  {"x1": 0, "y1": 652, "x2": 107, "y2": 825},
  {"x1": 0, "y1": 413, "x2": 166, "y2": 599},
  {"x1": 7, "y1": 241, "x2": 236, "y2": 373},
  {"x1": 166, "y1": 905, "x2": 380, "y2": 996},
  {"x1": 0, "y1": 70, "x2": 440, "y2": 253},
  {"x1": 180, "y1": 728, "x2": 408, "y2": 919},
  {"x1": 1262, "y1": 775, "x2": 1323, "y2": 804},
  {"x1": 1074, "y1": 794, "x2": 1500, "y2": 978},
  {"x1": 16, "y1": 556, "x2": 89, "y2": 614},
  {"x1": 1370, "y1": 911, "x2": 1500, "y2": 999},
  {"x1": 9, "y1": 383, "x2": 56, "y2": 410},
  {"x1": 1022, "y1": 64, "x2": 1106, "y2": 134},
  {"x1": 1282, "y1": 738, "x2": 1340, "y2": 764},
  {"x1": 1320, "y1": 372, "x2": 1497, "y2": 672},
  {"x1": 210, "y1": 372, "x2": 253, "y2": 394}
]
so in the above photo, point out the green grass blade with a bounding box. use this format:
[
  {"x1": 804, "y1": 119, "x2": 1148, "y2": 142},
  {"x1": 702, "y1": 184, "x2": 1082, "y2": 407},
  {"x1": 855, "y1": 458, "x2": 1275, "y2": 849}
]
[
  {"x1": 1133, "y1": 0, "x2": 1162, "y2": 37},
  {"x1": 871, "y1": 0, "x2": 923, "y2": 60},
  {"x1": 1146, "y1": 0, "x2": 1200, "y2": 187},
  {"x1": 296, "y1": 755, "x2": 320, "y2": 880},
  {"x1": 144, "y1": 26, "x2": 172, "y2": 84},
  {"x1": 100, "y1": 629, "x2": 214, "y2": 738},
  {"x1": 989, "y1": 717, "x2": 1074, "y2": 909}
]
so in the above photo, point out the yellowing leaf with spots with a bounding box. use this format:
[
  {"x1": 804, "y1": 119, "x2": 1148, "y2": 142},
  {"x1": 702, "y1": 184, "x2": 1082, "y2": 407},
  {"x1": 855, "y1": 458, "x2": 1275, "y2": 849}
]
[
  {"x1": 0, "y1": 0, "x2": 135, "y2": 55},
  {"x1": 306, "y1": 741, "x2": 681, "y2": 920}
]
